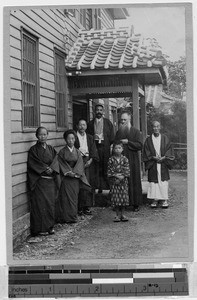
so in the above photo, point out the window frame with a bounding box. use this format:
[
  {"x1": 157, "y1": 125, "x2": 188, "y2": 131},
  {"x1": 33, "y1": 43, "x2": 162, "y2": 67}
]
[
  {"x1": 54, "y1": 48, "x2": 68, "y2": 129},
  {"x1": 21, "y1": 27, "x2": 40, "y2": 130}
]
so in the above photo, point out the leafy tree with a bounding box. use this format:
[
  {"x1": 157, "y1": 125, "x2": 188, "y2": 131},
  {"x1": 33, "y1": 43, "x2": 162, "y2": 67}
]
[
  {"x1": 164, "y1": 56, "x2": 186, "y2": 99},
  {"x1": 146, "y1": 100, "x2": 186, "y2": 143}
]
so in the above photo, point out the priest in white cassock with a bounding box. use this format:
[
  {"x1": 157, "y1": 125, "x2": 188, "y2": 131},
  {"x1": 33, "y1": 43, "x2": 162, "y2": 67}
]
[
  {"x1": 143, "y1": 121, "x2": 174, "y2": 208},
  {"x1": 76, "y1": 119, "x2": 99, "y2": 215}
]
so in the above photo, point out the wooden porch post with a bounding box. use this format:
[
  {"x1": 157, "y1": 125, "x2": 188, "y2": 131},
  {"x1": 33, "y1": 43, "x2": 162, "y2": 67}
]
[
  {"x1": 132, "y1": 76, "x2": 140, "y2": 129},
  {"x1": 140, "y1": 95, "x2": 147, "y2": 144},
  {"x1": 140, "y1": 95, "x2": 147, "y2": 178},
  {"x1": 132, "y1": 76, "x2": 143, "y2": 177}
]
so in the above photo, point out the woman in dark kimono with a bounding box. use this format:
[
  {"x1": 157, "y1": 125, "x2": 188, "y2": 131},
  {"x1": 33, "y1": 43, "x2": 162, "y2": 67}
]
[
  {"x1": 58, "y1": 130, "x2": 91, "y2": 223},
  {"x1": 27, "y1": 127, "x2": 59, "y2": 237}
]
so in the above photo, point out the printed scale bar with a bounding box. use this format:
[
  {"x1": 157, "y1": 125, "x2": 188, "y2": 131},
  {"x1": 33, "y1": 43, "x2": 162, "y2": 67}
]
[
  {"x1": 9, "y1": 271, "x2": 182, "y2": 285},
  {"x1": 9, "y1": 282, "x2": 189, "y2": 297},
  {"x1": 9, "y1": 265, "x2": 187, "y2": 274}
]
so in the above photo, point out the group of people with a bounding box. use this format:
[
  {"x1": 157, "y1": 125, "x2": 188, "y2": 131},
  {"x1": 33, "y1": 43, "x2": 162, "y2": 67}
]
[{"x1": 27, "y1": 104, "x2": 174, "y2": 236}]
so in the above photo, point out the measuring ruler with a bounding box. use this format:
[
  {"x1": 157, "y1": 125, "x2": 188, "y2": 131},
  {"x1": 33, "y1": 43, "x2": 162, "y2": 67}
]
[{"x1": 9, "y1": 264, "x2": 188, "y2": 297}]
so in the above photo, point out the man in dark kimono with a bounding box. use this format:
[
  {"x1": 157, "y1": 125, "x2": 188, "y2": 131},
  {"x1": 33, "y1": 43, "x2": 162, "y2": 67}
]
[
  {"x1": 115, "y1": 112, "x2": 143, "y2": 211},
  {"x1": 143, "y1": 121, "x2": 174, "y2": 208},
  {"x1": 76, "y1": 119, "x2": 99, "y2": 215},
  {"x1": 87, "y1": 104, "x2": 114, "y2": 192}
]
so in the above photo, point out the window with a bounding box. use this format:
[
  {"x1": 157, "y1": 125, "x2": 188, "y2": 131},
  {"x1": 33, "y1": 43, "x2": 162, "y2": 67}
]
[
  {"x1": 22, "y1": 29, "x2": 39, "y2": 128},
  {"x1": 95, "y1": 9, "x2": 101, "y2": 29},
  {"x1": 54, "y1": 50, "x2": 67, "y2": 128},
  {"x1": 79, "y1": 9, "x2": 87, "y2": 28},
  {"x1": 76, "y1": 9, "x2": 92, "y2": 30}
]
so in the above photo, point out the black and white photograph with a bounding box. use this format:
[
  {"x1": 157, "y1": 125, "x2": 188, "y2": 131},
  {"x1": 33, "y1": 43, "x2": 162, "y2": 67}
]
[{"x1": 4, "y1": 2, "x2": 193, "y2": 263}]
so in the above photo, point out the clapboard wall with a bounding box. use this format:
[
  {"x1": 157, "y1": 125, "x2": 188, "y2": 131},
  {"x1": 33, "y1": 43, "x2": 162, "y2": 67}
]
[
  {"x1": 10, "y1": 7, "x2": 117, "y2": 247},
  {"x1": 10, "y1": 8, "x2": 81, "y2": 245}
]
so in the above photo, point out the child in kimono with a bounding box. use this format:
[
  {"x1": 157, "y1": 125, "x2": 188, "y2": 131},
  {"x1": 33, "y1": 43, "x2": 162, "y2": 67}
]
[{"x1": 107, "y1": 141, "x2": 130, "y2": 222}]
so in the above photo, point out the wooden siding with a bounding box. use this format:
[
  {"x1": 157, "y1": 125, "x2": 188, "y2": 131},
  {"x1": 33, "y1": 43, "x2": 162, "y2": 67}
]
[{"x1": 10, "y1": 8, "x2": 78, "y2": 225}]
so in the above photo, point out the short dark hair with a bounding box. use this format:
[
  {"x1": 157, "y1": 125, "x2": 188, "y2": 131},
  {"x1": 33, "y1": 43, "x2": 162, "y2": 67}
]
[
  {"x1": 35, "y1": 126, "x2": 48, "y2": 138},
  {"x1": 63, "y1": 129, "x2": 77, "y2": 141},
  {"x1": 112, "y1": 140, "x2": 124, "y2": 149},
  {"x1": 77, "y1": 118, "x2": 87, "y2": 125},
  {"x1": 95, "y1": 104, "x2": 104, "y2": 110}
]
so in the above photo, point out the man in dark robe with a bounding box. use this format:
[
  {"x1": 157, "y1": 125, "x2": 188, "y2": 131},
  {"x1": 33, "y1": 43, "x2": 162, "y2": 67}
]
[
  {"x1": 27, "y1": 127, "x2": 59, "y2": 236},
  {"x1": 143, "y1": 121, "x2": 174, "y2": 208},
  {"x1": 87, "y1": 104, "x2": 114, "y2": 192},
  {"x1": 76, "y1": 119, "x2": 99, "y2": 215},
  {"x1": 115, "y1": 112, "x2": 143, "y2": 211}
]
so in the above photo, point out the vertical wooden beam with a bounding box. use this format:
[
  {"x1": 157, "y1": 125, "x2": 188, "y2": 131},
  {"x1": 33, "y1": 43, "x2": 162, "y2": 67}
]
[
  {"x1": 132, "y1": 76, "x2": 142, "y2": 177},
  {"x1": 140, "y1": 95, "x2": 147, "y2": 178},
  {"x1": 141, "y1": 95, "x2": 147, "y2": 144},
  {"x1": 132, "y1": 76, "x2": 140, "y2": 129}
]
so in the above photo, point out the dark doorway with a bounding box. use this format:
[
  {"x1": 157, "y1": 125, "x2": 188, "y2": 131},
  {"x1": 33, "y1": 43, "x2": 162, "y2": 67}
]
[{"x1": 73, "y1": 99, "x2": 89, "y2": 131}]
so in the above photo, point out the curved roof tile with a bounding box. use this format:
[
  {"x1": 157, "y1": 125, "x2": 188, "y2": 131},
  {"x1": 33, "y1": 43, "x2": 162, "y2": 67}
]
[{"x1": 66, "y1": 27, "x2": 167, "y2": 77}]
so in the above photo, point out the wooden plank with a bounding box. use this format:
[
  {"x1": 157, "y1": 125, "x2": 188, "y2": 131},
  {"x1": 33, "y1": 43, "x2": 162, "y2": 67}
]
[
  {"x1": 40, "y1": 105, "x2": 56, "y2": 115},
  {"x1": 11, "y1": 120, "x2": 22, "y2": 132},
  {"x1": 10, "y1": 35, "x2": 21, "y2": 50},
  {"x1": 39, "y1": 52, "x2": 54, "y2": 66},
  {"x1": 132, "y1": 76, "x2": 140, "y2": 129},
  {"x1": 11, "y1": 78, "x2": 22, "y2": 90},
  {"x1": 12, "y1": 141, "x2": 35, "y2": 154},
  {"x1": 10, "y1": 46, "x2": 21, "y2": 60},
  {"x1": 40, "y1": 96, "x2": 56, "y2": 108},
  {"x1": 40, "y1": 69, "x2": 55, "y2": 83},
  {"x1": 11, "y1": 132, "x2": 37, "y2": 143},
  {"x1": 13, "y1": 202, "x2": 29, "y2": 221},
  {"x1": 39, "y1": 60, "x2": 55, "y2": 74},
  {"x1": 11, "y1": 110, "x2": 22, "y2": 121},
  {"x1": 12, "y1": 163, "x2": 27, "y2": 176},
  {"x1": 39, "y1": 44, "x2": 54, "y2": 60},
  {"x1": 10, "y1": 11, "x2": 65, "y2": 49},
  {"x1": 48, "y1": 139, "x2": 65, "y2": 148},
  {"x1": 11, "y1": 131, "x2": 64, "y2": 143},
  {"x1": 10, "y1": 57, "x2": 22, "y2": 70},
  {"x1": 11, "y1": 68, "x2": 22, "y2": 80},
  {"x1": 31, "y1": 9, "x2": 65, "y2": 38},
  {"x1": 140, "y1": 96, "x2": 147, "y2": 143},
  {"x1": 41, "y1": 114, "x2": 56, "y2": 123},
  {"x1": 40, "y1": 88, "x2": 55, "y2": 100},
  {"x1": 12, "y1": 173, "x2": 27, "y2": 186},
  {"x1": 12, "y1": 182, "x2": 27, "y2": 198},
  {"x1": 12, "y1": 193, "x2": 28, "y2": 210},
  {"x1": 11, "y1": 100, "x2": 22, "y2": 111},
  {"x1": 11, "y1": 89, "x2": 22, "y2": 101},
  {"x1": 39, "y1": 122, "x2": 56, "y2": 131},
  {"x1": 12, "y1": 152, "x2": 28, "y2": 165},
  {"x1": 10, "y1": 25, "x2": 21, "y2": 39},
  {"x1": 34, "y1": 8, "x2": 65, "y2": 33},
  {"x1": 40, "y1": 79, "x2": 55, "y2": 91}
]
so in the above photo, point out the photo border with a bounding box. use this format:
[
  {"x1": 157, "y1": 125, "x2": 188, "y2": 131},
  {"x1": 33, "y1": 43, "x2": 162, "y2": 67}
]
[{"x1": 3, "y1": 1, "x2": 194, "y2": 266}]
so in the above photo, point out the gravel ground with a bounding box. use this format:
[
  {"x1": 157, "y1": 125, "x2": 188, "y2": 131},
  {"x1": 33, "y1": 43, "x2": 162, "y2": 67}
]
[{"x1": 13, "y1": 171, "x2": 188, "y2": 261}]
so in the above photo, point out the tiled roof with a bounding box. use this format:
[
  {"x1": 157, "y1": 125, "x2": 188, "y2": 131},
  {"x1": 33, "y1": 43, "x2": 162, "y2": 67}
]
[{"x1": 65, "y1": 27, "x2": 167, "y2": 73}]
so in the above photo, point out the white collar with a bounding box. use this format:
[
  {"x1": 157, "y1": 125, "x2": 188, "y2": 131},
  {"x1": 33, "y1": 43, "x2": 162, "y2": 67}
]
[
  {"x1": 67, "y1": 145, "x2": 74, "y2": 152},
  {"x1": 77, "y1": 131, "x2": 86, "y2": 138}
]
